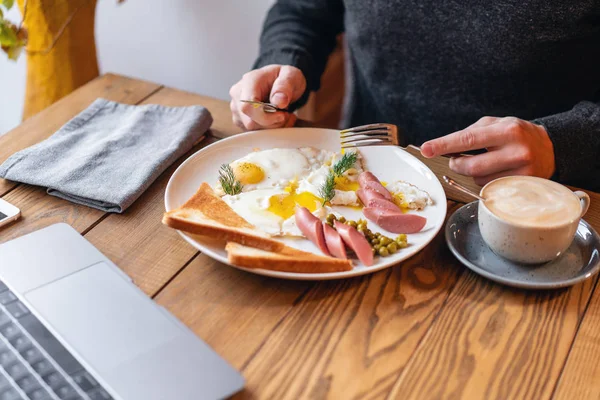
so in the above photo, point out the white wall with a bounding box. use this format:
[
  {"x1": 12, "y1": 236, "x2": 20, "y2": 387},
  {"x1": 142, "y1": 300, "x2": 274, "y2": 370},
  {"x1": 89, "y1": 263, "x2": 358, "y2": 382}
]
[
  {"x1": 0, "y1": 0, "x2": 274, "y2": 135},
  {"x1": 0, "y1": 5, "x2": 26, "y2": 134}
]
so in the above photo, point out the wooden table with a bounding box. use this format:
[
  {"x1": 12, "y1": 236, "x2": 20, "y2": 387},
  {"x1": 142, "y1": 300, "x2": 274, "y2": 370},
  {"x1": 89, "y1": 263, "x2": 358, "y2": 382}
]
[{"x1": 2, "y1": 74, "x2": 600, "y2": 400}]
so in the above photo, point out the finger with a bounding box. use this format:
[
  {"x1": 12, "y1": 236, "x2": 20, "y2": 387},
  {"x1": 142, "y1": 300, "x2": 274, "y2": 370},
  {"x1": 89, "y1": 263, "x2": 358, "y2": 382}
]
[
  {"x1": 237, "y1": 71, "x2": 286, "y2": 126},
  {"x1": 270, "y1": 66, "x2": 306, "y2": 108},
  {"x1": 420, "y1": 125, "x2": 508, "y2": 158},
  {"x1": 240, "y1": 103, "x2": 287, "y2": 126},
  {"x1": 230, "y1": 100, "x2": 244, "y2": 129},
  {"x1": 449, "y1": 147, "x2": 529, "y2": 177},
  {"x1": 239, "y1": 113, "x2": 261, "y2": 131},
  {"x1": 284, "y1": 113, "x2": 297, "y2": 128},
  {"x1": 468, "y1": 116, "x2": 500, "y2": 128},
  {"x1": 472, "y1": 166, "x2": 532, "y2": 187}
]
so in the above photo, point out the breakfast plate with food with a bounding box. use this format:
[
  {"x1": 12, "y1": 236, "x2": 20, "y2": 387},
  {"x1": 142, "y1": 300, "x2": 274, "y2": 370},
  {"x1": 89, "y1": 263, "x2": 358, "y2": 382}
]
[{"x1": 163, "y1": 128, "x2": 447, "y2": 280}]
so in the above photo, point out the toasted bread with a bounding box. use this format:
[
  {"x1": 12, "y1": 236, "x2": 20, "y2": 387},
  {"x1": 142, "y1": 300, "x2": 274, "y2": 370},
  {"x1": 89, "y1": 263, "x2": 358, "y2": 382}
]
[
  {"x1": 225, "y1": 242, "x2": 353, "y2": 273},
  {"x1": 162, "y1": 183, "x2": 284, "y2": 252}
]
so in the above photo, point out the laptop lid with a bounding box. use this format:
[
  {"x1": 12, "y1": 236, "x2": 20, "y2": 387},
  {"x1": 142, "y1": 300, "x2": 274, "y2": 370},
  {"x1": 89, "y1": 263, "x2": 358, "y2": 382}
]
[{"x1": 0, "y1": 223, "x2": 244, "y2": 400}]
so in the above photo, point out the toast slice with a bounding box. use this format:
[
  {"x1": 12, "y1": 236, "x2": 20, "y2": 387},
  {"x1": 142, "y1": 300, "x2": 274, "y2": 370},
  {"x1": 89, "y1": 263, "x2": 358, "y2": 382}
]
[
  {"x1": 225, "y1": 242, "x2": 353, "y2": 273},
  {"x1": 162, "y1": 183, "x2": 284, "y2": 252}
]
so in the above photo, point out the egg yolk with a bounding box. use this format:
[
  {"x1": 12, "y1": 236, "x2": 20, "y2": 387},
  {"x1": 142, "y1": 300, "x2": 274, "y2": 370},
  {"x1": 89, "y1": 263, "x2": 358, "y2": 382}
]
[
  {"x1": 232, "y1": 162, "x2": 265, "y2": 184},
  {"x1": 392, "y1": 193, "x2": 409, "y2": 212},
  {"x1": 334, "y1": 176, "x2": 360, "y2": 192},
  {"x1": 268, "y1": 189, "x2": 322, "y2": 219}
]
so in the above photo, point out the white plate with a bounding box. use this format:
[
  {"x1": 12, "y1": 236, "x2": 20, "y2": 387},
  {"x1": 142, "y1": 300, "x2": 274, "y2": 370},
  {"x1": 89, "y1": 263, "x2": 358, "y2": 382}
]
[{"x1": 164, "y1": 128, "x2": 447, "y2": 280}]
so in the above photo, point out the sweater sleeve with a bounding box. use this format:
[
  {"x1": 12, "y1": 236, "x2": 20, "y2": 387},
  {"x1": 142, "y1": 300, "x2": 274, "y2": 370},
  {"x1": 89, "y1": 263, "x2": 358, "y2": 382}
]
[
  {"x1": 253, "y1": 0, "x2": 345, "y2": 110},
  {"x1": 533, "y1": 101, "x2": 600, "y2": 191}
]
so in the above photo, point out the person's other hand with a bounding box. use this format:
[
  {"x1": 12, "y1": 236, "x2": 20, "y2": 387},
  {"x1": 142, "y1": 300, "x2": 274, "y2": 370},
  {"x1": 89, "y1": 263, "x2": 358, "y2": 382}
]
[
  {"x1": 229, "y1": 65, "x2": 307, "y2": 130},
  {"x1": 420, "y1": 117, "x2": 556, "y2": 186}
]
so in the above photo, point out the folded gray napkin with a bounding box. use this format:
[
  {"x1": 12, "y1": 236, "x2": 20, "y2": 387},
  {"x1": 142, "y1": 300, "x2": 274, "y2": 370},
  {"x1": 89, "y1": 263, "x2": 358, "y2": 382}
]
[{"x1": 0, "y1": 98, "x2": 212, "y2": 213}]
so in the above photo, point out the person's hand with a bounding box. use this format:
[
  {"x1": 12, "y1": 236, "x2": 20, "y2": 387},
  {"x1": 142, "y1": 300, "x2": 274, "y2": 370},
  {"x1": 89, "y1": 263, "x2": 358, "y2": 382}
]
[
  {"x1": 420, "y1": 117, "x2": 556, "y2": 186},
  {"x1": 229, "y1": 64, "x2": 307, "y2": 130}
]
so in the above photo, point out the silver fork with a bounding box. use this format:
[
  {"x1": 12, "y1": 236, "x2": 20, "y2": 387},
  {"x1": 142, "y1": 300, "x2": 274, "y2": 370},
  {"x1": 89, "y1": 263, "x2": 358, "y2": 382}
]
[{"x1": 340, "y1": 123, "x2": 462, "y2": 158}]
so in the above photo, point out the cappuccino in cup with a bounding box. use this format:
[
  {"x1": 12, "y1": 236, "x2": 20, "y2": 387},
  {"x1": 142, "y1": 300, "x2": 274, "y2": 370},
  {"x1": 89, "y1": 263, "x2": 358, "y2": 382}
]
[{"x1": 478, "y1": 176, "x2": 590, "y2": 264}]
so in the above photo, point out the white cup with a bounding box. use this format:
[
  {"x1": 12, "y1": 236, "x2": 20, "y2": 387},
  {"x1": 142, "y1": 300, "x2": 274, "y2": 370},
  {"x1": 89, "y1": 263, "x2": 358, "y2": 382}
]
[{"x1": 478, "y1": 177, "x2": 590, "y2": 264}]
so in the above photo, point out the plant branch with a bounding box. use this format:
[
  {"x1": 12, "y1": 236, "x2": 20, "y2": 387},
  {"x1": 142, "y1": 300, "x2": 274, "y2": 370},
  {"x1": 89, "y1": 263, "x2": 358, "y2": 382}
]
[{"x1": 18, "y1": 0, "x2": 27, "y2": 30}]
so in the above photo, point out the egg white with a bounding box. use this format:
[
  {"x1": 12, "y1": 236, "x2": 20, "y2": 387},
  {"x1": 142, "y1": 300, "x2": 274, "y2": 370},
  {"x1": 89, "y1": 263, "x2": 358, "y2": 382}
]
[
  {"x1": 222, "y1": 188, "x2": 326, "y2": 237},
  {"x1": 296, "y1": 148, "x2": 364, "y2": 207},
  {"x1": 221, "y1": 189, "x2": 285, "y2": 236},
  {"x1": 220, "y1": 148, "x2": 336, "y2": 193},
  {"x1": 386, "y1": 180, "x2": 433, "y2": 210}
]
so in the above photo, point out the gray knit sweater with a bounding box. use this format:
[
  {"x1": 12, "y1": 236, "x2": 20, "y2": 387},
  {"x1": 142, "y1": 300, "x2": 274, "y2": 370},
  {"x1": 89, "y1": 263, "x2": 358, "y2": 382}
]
[{"x1": 254, "y1": 0, "x2": 600, "y2": 191}]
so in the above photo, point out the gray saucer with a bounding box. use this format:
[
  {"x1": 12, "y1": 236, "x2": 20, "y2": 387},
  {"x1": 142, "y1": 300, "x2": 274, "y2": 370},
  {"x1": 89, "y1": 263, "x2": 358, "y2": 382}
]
[{"x1": 446, "y1": 202, "x2": 600, "y2": 289}]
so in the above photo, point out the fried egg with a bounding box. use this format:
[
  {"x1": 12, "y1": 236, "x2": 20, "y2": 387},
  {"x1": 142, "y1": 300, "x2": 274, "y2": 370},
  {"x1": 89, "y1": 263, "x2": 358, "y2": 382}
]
[
  {"x1": 218, "y1": 147, "x2": 365, "y2": 236},
  {"x1": 297, "y1": 149, "x2": 364, "y2": 206},
  {"x1": 215, "y1": 148, "x2": 336, "y2": 195},
  {"x1": 222, "y1": 187, "x2": 324, "y2": 236},
  {"x1": 386, "y1": 180, "x2": 433, "y2": 211}
]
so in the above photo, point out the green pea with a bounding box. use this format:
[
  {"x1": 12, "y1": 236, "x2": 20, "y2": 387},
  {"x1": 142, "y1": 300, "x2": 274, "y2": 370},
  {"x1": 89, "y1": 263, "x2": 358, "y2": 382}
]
[
  {"x1": 326, "y1": 214, "x2": 336, "y2": 223},
  {"x1": 396, "y1": 239, "x2": 408, "y2": 249},
  {"x1": 371, "y1": 238, "x2": 379, "y2": 245},
  {"x1": 396, "y1": 234, "x2": 407, "y2": 243},
  {"x1": 387, "y1": 242, "x2": 398, "y2": 254},
  {"x1": 380, "y1": 237, "x2": 392, "y2": 246},
  {"x1": 348, "y1": 221, "x2": 357, "y2": 228},
  {"x1": 378, "y1": 247, "x2": 389, "y2": 257},
  {"x1": 338, "y1": 216, "x2": 346, "y2": 223},
  {"x1": 373, "y1": 244, "x2": 382, "y2": 251},
  {"x1": 372, "y1": 248, "x2": 377, "y2": 256},
  {"x1": 357, "y1": 223, "x2": 367, "y2": 231}
]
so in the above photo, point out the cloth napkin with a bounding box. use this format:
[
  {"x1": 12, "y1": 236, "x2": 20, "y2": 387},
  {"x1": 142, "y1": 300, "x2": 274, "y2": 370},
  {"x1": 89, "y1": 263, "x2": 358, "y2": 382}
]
[{"x1": 0, "y1": 98, "x2": 212, "y2": 213}]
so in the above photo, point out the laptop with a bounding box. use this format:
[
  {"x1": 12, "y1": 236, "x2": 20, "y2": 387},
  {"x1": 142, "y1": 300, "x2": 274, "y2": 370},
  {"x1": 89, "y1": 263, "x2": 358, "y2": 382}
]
[{"x1": 0, "y1": 223, "x2": 244, "y2": 400}]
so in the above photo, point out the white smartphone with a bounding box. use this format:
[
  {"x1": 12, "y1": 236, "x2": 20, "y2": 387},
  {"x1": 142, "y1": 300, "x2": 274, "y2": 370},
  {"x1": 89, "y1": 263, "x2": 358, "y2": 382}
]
[{"x1": 0, "y1": 198, "x2": 20, "y2": 228}]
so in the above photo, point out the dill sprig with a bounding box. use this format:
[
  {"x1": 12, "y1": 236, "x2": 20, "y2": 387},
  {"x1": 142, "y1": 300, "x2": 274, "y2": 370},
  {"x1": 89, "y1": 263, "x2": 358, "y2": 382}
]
[
  {"x1": 319, "y1": 172, "x2": 336, "y2": 205},
  {"x1": 218, "y1": 164, "x2": 243, "y2": 195},
  {"x1": 319, "y1": 152, "x2": 358, "y2": 205},
  {"x1": 332, "y1": 152, "x2": 358, "y2": 177}
]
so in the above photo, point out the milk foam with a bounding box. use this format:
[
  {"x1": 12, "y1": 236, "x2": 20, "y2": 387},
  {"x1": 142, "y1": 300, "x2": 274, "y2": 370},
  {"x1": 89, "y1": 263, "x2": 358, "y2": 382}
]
[{"x1": 482, "y1": 176, "x2": 581, "y2": 227}]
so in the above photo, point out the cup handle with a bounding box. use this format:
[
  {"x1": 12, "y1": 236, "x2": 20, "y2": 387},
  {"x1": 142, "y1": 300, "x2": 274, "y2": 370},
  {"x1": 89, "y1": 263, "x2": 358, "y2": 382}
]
[{"x1": 574, "y1": 191, "x2": 590, "y2": 218}]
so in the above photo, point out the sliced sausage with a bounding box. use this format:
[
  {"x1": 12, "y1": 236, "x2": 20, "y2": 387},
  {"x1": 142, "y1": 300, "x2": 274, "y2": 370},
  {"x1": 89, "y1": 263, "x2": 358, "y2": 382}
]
[
  {"x1": 334, "y1": 221, "x2": 374, "y2": 266},
  {"x1": 323, "y1": 223, "x2": 347, "y2": 259},
  {"x1": 362, "y1": 180, "x2": 393, "y2": 201},
  {"x1": 363, "y1": 207, "x2": 426, "y2": 234},
  {"x1": 358, "y1": 171, "x2": 380, "y2": 187},
  {"x1": 356, "y1": 188, "x2": 384, "y2": 205},
  {"x1": 363, "y1": 206, "x2": 391, "y2": 221},
  {"x1": 359, "y1": 172, "x2": 393, "y2": 200},
  {"x1": 368, "y1": 197, "x2": 401, "y2": 212},
  {"x1": 295, "y1": 207, "x2": 330, "y2": 255}
]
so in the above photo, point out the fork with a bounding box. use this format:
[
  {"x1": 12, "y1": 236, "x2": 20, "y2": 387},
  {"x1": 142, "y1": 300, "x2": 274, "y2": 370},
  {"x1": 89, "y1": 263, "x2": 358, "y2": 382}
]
[
  {"x1": 340, "y1": 123, "x2": 465, "y2": 159},
  {"x1": 240, "y1": 99, "x2": 289, "y2": 114}
]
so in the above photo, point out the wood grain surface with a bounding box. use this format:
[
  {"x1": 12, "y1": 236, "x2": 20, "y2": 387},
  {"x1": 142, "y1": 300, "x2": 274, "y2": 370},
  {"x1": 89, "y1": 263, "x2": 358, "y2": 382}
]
[
  {"x1": 1, "y1": 74, "x2": 600, "y2": 400},
  {"x1": 388, "y1": 273, "x2": 597, "y2": 400},
  {"x1": 155, "y1": 203, "x2": 464, "y2": 399},
  {"x1": 0, "y1": 185, "x2": 104, "y2": 244},
  {"x1": 553, "y1": 278, "x2": 600, "y2": 400}
]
